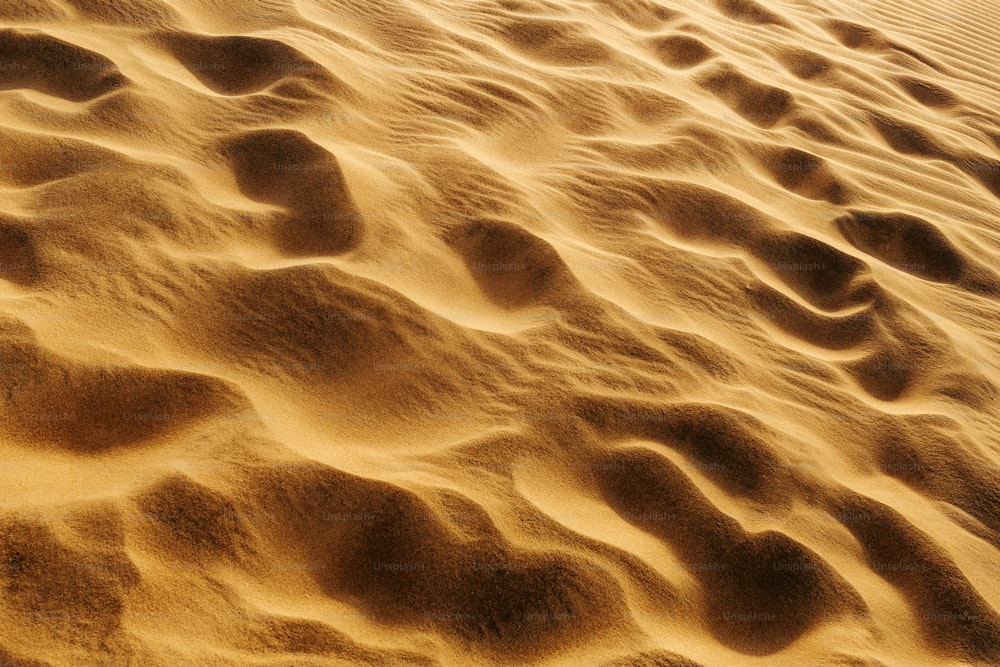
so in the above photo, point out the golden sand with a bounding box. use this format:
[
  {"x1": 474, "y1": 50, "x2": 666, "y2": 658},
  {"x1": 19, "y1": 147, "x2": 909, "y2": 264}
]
[{"x1": 2, "y1": 0, "x2": 1000, "y2": 665}]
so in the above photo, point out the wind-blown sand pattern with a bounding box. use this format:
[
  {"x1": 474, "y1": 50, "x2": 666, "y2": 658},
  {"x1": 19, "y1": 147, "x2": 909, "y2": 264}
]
[{"x1": 2, "y1": 0, "x2": 1000, "y2": 665}]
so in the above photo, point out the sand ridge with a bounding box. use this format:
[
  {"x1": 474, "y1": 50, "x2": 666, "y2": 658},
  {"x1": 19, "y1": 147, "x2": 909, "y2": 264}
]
[{"x1": 2, "y1": 0, "x2": 1000, "y2": 665}]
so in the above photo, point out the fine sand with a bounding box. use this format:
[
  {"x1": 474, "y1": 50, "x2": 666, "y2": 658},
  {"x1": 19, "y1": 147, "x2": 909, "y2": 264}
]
[{"x1": 2, "y1": 0, "x2": 1000, "y2": 665}]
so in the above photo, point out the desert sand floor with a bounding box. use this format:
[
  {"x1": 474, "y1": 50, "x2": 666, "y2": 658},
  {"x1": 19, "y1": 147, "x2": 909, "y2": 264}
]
[{"x1": 2, "y1": 0, "x2": 1000, "y2": 665}]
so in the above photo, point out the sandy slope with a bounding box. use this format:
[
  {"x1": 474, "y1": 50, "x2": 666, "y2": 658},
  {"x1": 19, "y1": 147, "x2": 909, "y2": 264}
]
[{"x1": 1, "y1": 0, "x2": 1000, "y2": 664}]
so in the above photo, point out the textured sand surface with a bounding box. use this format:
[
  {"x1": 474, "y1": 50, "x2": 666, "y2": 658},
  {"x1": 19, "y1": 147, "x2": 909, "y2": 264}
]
[{"x1": 2, "y1": 0, "x2": 1000, "y2": 665}]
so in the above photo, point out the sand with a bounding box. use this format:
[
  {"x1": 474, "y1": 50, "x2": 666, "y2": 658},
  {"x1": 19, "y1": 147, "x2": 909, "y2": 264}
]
[{"x1": 1, "y1": 0, "x2": 1000, "y2": 665}]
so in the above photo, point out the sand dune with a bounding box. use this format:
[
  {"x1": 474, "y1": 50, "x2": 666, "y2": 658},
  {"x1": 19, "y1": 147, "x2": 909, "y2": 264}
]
[{"x1": 2, "y1": 0, "x2": 1000, "y2": 664}]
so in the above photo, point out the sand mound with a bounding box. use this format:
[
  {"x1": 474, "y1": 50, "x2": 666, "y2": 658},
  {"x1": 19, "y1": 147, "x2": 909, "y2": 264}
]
[
  {"x1": 2, "y1": 0, "x2": 1000, "y2": 664},
  {"x1": 0, "y1": 29, "x2": 126, "y2": 101}
]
